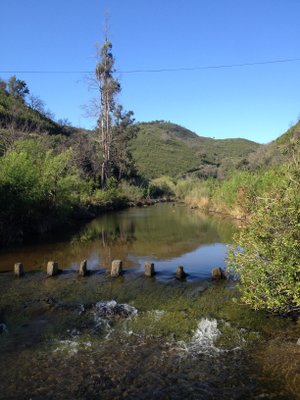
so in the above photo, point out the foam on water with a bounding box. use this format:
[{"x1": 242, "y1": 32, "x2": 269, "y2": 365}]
[
  {"x1": 177, "y1": 318, "x2": 221, "y2": 356},
  {"x1": 94, "y1": 300, "x2": 138, "y2": 334},
  {"x1": 94, "y1": 300, "x2": 138, "y2": 318},
  {"x1": 192, "y1": 318, "x2": 220, "y2": 348}
]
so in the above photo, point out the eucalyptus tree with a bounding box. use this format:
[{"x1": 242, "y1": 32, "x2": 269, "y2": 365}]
[{"x1": 95, "y1": 39, "x2": 121, "y2": 187}]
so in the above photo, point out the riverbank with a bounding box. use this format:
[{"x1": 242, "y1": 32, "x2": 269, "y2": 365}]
[
  {"x1": 149, "y1": 169, "x2": 281, "y2": 220},
  {"x1": 1, "y1": 269, "x2": 299, "y2": 399},
  {"x1": 1, "y1": 203, "x2": 299, "y2": 399}
]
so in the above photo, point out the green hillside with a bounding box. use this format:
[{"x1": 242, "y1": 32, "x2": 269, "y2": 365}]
[
  {"x1": 247, "y1": 120, "x2": 300, "y2": 169},
  {"x1": 0, "y1": 88, "x2": 61, "y2": 135},
  {"x1": 1, "y1": 85, "x2": 298, "y2": 181},
  {"x1": 276, "y1": 120, "x2": 300, "y2": 145},
  {"x1": 130, "y1": 121, "x2": 260, "y2": 179}
]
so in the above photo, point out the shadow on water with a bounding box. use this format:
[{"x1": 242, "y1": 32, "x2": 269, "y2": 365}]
[{"x1": 0, "y1": 204, "x2": 299, "y2": 399}]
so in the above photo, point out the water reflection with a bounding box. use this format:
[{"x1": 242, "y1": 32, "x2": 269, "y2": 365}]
[{"x1": 0, "y1": 204, "x2": 236, "y2": 279}]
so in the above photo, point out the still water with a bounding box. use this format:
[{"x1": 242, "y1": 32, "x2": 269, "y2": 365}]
[
  {"x1": 0, "y1": 203, "x2": 235, "y2": 277},
  {"x1": 0, "y1": 204, "x2": 299, "y2": 399}
]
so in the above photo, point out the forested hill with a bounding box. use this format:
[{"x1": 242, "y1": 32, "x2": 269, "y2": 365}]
[{"x1": 130, "y1": 121, "x2": 260, "y2": 179}]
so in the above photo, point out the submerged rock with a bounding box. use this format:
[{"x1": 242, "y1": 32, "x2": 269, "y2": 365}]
[
  {"x1": 211, "y1": 267, "x2": 227, "y2": 280},
  {"x1": 94, "y1": 300, "x2": 138, "y2": 332},
  {"x1": 94, "y1": 300, "x2": 138, "y2": 319}
]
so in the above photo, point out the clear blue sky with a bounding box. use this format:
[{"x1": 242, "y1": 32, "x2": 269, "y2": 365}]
[{"x1": 1, "y1": 0, "x2": 300, "y2": 143}]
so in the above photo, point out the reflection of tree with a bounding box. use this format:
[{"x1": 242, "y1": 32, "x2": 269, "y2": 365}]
[
  {"x1": 69, "y1": 205, "x2": 236, "y2": 267},
  {"x1": 0, "y1": 205, "x2": 237, "y2": 273},
  {"x1": 73, "y1": 220, "x2": 136, "y2": 247}
]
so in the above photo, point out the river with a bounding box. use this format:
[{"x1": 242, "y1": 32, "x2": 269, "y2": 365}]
[{"x1": 0, "y1": 204, "x2": 299, "y2": 399}]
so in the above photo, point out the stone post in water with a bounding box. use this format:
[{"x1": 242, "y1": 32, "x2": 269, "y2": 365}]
[
  {"x1": 176, "y1": 266, "x2": 187, "y2": 280},
  {"x1": 111, "y1": 260, "x2": 122, "y2": 277},
  {"x1": 14, "y1": 263, "x2": 24, "y2": 278},
  {"x1": 47, "y1": 261, "x2": 59, "y2": 276},
  {"x1": 144, "y1": 262, "x2": 155, "y2": 277},
  {"x1": 79, "y1": 260, "x2": 88, "y2": 277}
]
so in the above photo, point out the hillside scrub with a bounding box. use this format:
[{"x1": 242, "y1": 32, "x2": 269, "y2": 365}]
[{"x1": 0, "y1": 87, "x2": 61, "y2": 138}]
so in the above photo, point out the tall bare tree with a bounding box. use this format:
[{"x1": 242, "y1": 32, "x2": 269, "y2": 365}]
[{"x1": 95, "y1": 38, "x2": 120, "y2": 187}]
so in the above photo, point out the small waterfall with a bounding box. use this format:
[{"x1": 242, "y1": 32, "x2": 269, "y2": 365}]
[
  {"x1": 192, "y1": 318, "x2": 220, "y2": 348},
  {"x1": 177, "y1": 318, "x2": 221, "y2": 356}
]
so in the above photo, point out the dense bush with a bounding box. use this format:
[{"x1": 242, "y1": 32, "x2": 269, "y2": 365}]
[
  {"x1": 172, "y1": 169, "x2": 280, "y2": 217},
  {"x1": 148, "y1": 176, "x2": 176, "y2": 198},
  {"x1": 228, "y1": 142, "x2": 300, "y2": 314},
  {"x1": 0, "y1": 140, "x2": 90, "y2": 244},
  {"x1": 118, "y1": 181, "x2": 145, "y2": 202}
]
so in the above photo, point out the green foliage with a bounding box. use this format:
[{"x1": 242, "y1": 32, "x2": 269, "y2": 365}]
[
  {"x1": 111, "y1": 106, "x2": 139, "y2": 181},
  {"x1": 177, "y1": 179, "x2": 214, "y2": 200},
  {"x1": 0, "y1": 140, "x2": 90, "y2": 245},
  {"x1": 176, "y1": 169, "x2": 280, "y2": 217},
  {"x1": 149, "y1": 176, "x2": 176, "y2": 198},
  {"x1": 228, "y1": 143, "x2": 300, "y2": 314},
  {"x1": 212, "y1": 169, "x2": 278, "y2": 212},
  {"x1": 87, "y1": 187, "x2": 127, "y2": 209},
  {"x1": 118, "y1": 181, "x2": 144, "y2": 202}
]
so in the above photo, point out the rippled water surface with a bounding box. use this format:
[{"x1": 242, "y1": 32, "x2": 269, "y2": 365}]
[{"x1": 0, "y1": 204, "x2": 299, "y2": 399}]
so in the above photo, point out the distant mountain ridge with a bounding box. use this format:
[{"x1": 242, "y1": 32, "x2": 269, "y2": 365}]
[{"x1": 130, "y1": 121, "x2": 260, "y2": 179}]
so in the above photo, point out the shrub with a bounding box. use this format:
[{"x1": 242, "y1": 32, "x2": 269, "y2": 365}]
[
  {"x1": 119, "y1": 181, "x2": 145, "y2": 202},
  {"x1": 0, "y1": 140, "x2": 90, "y2": 244},
  {"x1": 228, "y1": 142, "x2": 300, "y2": 314},
  {"x1": 148, "y1": 176, "x2": 176, "y2": 198}
]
